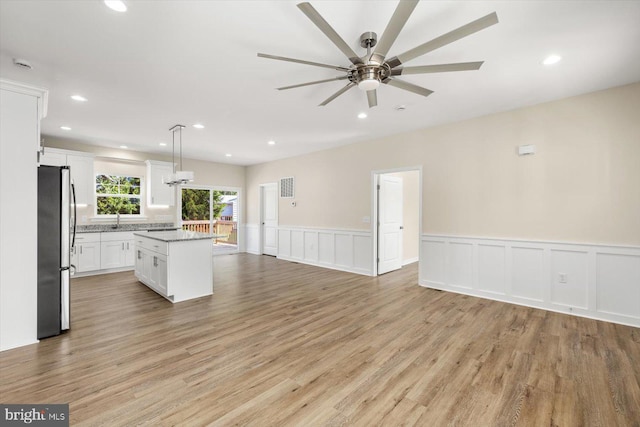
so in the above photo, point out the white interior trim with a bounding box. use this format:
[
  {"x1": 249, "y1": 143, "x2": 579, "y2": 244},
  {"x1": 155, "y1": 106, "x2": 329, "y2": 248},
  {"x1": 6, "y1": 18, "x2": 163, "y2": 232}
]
[
  {"x1": 420, "y1": 234, "x2": 640, "y2": 328},
  {"x1": 371, "y1": 166, "x2": 423, "y2": 276}
]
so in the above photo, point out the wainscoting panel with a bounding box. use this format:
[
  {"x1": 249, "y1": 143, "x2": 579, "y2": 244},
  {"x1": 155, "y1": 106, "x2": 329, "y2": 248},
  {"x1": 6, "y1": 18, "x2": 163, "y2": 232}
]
[
  {"x1": 595, "y1": 252, "x2": 640, "y2": 319},
  {"x1": 550, "y1": 249, "x2": 589, "y2": 310},
  {"x1": 420, "y1": 235, "x2": 640, "y2": 327},
  {"x1": 511, "y1": 246, "x2": 545, "y2": 302},
  {"x1": 278, "y1": 226, "x2": 373, "y2": 276},
  {"x1": 421, "y1": 240, "x2": 445, "y2": 285},
  {"x1": 245, "y1": 224, "x2": 260, "y2": 255},
  {"x1": 291, "y1": 230, "x2": 304, "y2": 260},
  {"x1": 447, "y1": 242, "x2": 473, "y2": 289},
  {"x1": 304, "y1": 231, "x2": 318, "y2": 263},
  {"x1": 318, "y1": 233, "x2": 334, "y2": 265},
  {"x1": 477, "y1": 244, "x2": 506, "y2": 295},
  {"x1": 278, "y1": 229, "x2": 291, "y2": 257}
]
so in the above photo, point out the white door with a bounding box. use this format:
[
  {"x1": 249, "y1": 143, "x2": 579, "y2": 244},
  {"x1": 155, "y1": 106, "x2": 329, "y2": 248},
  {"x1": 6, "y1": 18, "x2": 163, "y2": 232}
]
[
  {"x1": 261, "y1": 183, "x2": 278, "y2": 256},
  {"x1": 378, "y1": 175, "x2": 403, "y2": 274}
]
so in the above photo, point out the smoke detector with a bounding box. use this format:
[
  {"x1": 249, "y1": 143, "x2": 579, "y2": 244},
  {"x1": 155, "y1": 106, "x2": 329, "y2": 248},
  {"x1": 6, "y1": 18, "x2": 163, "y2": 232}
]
[{"x1": 13, "y1": 58, "x2": 33, "y2": 70}]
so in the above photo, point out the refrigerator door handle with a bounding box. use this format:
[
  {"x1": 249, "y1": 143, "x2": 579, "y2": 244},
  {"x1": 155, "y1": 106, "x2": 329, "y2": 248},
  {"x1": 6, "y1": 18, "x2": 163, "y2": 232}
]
[{"x1": 71, "y1": 182, "x2": 77, "y2": 250}]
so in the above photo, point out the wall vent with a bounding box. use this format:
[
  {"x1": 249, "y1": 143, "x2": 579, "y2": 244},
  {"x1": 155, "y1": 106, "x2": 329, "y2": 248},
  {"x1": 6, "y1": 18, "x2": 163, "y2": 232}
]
[{"x1": 280, "y1": 177, "x2": 294, "y2": 198}]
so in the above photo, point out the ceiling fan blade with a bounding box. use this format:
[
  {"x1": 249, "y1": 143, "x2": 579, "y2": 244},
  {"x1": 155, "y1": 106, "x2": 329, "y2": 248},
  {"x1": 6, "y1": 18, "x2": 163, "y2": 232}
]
[
  {"x1": 367, "y1": 90, "x2": 378, "y2": 108},
  {"x1": 319, "y1": 82, "x2": 356, "y2": 106},
  {"x1": 277, "y1": 76, "x2": 349, "y2": 90},
  {"x1": 384, "y1": 78, "x2": 434, "y2": 97},
  {"x1": 386, "y1": 12, "x2": 499, "y2": 68},
  {"x1": 257, "y1": 53, "x2": 351, "y2": 72},
  {"x1": 391, "y1": 61, "x2": 484, "y2": 75},
  {"x1": 297, "y1": 2, "x2": 363, "y2": 66},
  {"x1": 369, "y1": 0, "x2": 419, "y2": 65}
]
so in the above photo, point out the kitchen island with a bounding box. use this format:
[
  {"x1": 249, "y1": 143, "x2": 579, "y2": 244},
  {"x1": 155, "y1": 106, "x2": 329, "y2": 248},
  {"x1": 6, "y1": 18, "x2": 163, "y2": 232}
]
[{"x1": 133, "y1": 230, "x2": 221, "y2": 303}]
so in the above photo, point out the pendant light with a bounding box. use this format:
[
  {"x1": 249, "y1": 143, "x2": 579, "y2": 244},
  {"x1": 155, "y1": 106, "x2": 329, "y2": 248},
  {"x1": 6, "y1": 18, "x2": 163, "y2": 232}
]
[{"x1": 164, "y1": 124, "x2": 194, "y2": 186}]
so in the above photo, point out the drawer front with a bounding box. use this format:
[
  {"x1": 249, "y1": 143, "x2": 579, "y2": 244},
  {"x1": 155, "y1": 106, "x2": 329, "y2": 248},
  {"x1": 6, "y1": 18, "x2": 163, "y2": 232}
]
[
  {"x1": 75, "y1": 233, "x2": 100, "y2": 244},
  {"x1": 101, "y1": 231, "x2": 135, "y2": 242},
  {"x1": 148, "y1": 241, "x2": 168, "y2": 255},
  {"x1": 135, "y1": 237, "x2": 168, "y2": 255}
]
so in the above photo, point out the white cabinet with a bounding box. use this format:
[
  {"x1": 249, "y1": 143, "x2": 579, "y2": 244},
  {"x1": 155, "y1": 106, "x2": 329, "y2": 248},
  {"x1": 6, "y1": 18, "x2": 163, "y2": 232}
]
[
  {"x1": 40, "y1": 148, "x2": 95, "y2": 206},
  {"x1": 67, "y1": 154, "x2": 94, "y2": 205},
  {"x1": 146, "y1": 252, "x2": 168, "y2": 295},
  {"x1": 72, "y1": 233, "x2": 101, "y2": 273},
  {"x1": 134, "y1": 233, "x2": 212, "y2": 303},
  {"x1": 145, "y1": 160, "x2": 174, "y2": 206},
  {"x1": 39, "y1": 150, "x2": 66, "y2": 166},
  {"x1": 100, "y1": 231, "x2": 135, "y2": 269},
  {"x1": 135, "y1": 244, "x2": 167, "y2": 295},
  {"x1": 0, "y1": 79, "x2": 47, "y2": 351}
]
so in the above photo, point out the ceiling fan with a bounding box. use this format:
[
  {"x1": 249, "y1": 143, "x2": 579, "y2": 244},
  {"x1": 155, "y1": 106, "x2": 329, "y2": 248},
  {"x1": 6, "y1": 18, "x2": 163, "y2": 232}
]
[{"x1": 258, "y1": 0, "x2": 498, "y2": 108}]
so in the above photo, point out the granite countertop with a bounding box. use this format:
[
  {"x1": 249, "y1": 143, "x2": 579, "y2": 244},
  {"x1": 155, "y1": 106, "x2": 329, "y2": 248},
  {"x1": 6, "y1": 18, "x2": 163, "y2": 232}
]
[
  {"x1": 77, "y1": 223, "x2": 177, "y2": 233},
  {"x1": 133, "y1": 230, "x2": 225, "y2": 242}
]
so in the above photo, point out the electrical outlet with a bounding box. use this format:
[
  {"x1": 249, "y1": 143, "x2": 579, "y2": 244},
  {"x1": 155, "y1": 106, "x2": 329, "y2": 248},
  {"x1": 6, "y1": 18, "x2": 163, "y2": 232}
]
[{"x1": 559, "y1": 273, "x2": 568, "y2": 284}]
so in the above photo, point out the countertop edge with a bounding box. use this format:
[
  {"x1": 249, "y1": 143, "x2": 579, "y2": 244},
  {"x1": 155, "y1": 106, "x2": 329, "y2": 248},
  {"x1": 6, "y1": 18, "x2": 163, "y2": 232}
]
[{"x1": 133, "y1": 231, "x2": 224, "y2": 243}]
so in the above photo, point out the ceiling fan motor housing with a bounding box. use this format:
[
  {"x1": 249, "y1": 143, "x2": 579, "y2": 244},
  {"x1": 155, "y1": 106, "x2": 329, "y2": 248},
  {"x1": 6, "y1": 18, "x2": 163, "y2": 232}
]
[{"x1": 360, "y1": 31, "x2": 377, "y2": 49}]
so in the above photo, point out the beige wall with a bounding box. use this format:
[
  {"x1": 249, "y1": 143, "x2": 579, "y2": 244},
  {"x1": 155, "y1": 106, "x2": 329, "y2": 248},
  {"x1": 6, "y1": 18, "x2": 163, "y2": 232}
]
[
  {"x1": 246, "y1": 82, "x2": 640, "y2": 246},
  {"x1": 43, "y1": 138, "x2": 246, "y2": 225}
]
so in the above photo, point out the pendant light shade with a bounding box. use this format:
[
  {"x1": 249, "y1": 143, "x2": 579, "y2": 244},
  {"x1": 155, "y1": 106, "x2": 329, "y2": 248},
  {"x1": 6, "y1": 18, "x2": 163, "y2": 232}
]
[{"x1": 164, "y1": 124, "x2": 195, "y2": 186}]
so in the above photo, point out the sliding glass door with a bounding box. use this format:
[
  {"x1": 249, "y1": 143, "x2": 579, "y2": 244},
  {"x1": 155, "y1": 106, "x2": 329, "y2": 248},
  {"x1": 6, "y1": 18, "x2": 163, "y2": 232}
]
[{"x1": 180, "y1": 186, "x2": 239, "y2": 253}]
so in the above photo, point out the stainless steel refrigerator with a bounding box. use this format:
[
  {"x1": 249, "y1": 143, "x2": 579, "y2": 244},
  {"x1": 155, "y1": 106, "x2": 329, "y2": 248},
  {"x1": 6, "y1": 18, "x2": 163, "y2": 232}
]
[{"x1": 38, "y1": 165, "x2": 76, "y2": 339}]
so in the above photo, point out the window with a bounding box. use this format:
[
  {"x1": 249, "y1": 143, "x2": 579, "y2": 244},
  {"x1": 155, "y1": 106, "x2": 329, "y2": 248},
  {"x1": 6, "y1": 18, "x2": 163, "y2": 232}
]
[{"x1": 96, "y1": 174, "x2": 141, "y2": 215}]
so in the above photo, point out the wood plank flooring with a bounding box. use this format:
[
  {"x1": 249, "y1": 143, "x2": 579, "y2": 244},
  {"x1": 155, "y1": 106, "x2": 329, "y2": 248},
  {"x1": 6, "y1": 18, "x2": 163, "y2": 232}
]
[{"x1": 1, "y1": 254, "x2": 639, "y2": 426}]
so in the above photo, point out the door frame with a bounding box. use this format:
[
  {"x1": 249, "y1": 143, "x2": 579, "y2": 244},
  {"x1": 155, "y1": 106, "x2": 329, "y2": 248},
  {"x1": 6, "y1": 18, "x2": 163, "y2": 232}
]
[
  {"x1": 259, "y1": 182, "x2": 278, "y2": 256},
  {"x1": 177, "y1": 184, "x2": 242, "y2": 253},
  {"x1": 371, "y1": 166, "x2": 423, "y2": 276}
]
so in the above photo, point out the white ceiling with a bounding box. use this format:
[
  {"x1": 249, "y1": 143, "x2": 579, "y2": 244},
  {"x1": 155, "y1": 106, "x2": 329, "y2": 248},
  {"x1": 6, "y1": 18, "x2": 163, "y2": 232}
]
[{"x1": 1, "y1": 1, "x2": 639, "y2": 166}]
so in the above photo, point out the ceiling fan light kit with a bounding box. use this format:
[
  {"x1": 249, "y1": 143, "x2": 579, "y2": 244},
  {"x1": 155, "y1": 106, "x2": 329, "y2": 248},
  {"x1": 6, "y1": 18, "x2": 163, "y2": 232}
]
[
  {"x1": 258, "y1": 0, "x2": 498, "y2": 108},
  {"x1": 164, "y1": 124, "x2": 195, "y2": 186}
]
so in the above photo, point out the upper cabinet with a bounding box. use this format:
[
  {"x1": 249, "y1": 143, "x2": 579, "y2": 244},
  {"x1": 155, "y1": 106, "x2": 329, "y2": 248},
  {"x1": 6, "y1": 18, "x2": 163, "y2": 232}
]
[
  {"x1": 146, "y1": 160, "x2": 175, "y2": 206},
  {"x1": 40, "y1": 148, "x2": 95, "y2": 206}
]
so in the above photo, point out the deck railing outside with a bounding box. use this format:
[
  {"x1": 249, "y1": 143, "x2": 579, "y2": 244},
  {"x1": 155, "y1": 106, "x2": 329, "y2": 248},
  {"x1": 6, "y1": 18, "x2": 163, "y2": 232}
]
[{"x1": 182, "y1": 220, "x2": 237, "y2": 245}]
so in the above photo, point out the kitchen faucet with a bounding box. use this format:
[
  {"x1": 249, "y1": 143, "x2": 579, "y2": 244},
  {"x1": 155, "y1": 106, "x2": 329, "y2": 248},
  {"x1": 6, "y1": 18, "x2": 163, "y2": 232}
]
[{"x1": 112, "y1": 212, "x2": 120, "y2": 229}]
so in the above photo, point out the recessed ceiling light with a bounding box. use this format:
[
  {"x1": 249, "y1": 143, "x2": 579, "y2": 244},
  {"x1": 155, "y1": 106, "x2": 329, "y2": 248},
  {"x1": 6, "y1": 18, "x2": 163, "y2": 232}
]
[
  {"x1": 543, "y1": 54, "x2": 562, "y2": 65},
  {"x1": 268, "y1": 140, "x2": 276, "y2": 145},
  {"x1": 225, "y1": 153, "x2": 232, "y2": 157},
  {"x1": 104, "y1": 1, "x2": 127, "y2": 12},
  {"x1": 70, "y1": 95, "x2": 87, "y2": 102},
  {"x1": 159, "y1": 142, "x2": 167, "y2": 146},
  {"x1": 60, "y1": 126, "x2": 71, "y2": 131},
  {"x1": 193, "y1": 124, "x2": 205, "y2": 129},
  {"x1": 358, "y1": 112, "x2": 367, "y2": 119},
  {"x1": 395, "y1": 105, "x2": 407, "y2": 111},
  {"x1": 120, "y1": 145, "x2": 128, "y2": 149}
]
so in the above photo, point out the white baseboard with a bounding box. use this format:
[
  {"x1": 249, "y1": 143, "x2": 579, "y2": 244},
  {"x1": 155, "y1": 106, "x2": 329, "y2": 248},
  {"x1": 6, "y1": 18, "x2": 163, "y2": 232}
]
[
  {"x1": 403, "y1": 257, "x2": 419, "y2": 266},
  {"x1": 420, "y1": 234, "x2": 640, "y2": 328}
]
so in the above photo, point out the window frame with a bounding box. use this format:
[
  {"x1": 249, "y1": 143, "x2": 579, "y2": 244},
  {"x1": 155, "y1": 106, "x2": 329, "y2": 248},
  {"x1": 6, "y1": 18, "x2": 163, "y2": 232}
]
[{"x1": 94, "y1": 173, "x2": 144, "y2": 218}]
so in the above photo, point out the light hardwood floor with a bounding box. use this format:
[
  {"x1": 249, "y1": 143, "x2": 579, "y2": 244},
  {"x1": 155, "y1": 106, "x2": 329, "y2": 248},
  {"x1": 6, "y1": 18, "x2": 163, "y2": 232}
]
[{"x1": 1, "y1": 254, "x2": 639, "y2": 426}]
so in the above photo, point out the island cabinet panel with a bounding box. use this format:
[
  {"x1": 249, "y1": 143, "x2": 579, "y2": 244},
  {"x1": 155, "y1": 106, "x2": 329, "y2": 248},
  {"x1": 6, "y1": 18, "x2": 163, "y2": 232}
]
[{"x1": 133, "y1": 231, "x2": 213, "y2": 303}]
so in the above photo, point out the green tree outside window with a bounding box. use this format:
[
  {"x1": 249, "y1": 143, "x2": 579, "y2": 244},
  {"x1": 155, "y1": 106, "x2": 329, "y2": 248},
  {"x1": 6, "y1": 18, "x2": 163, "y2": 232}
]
[{"x1": 96, "y1": 174, "x2": 141, "y2": 215}]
